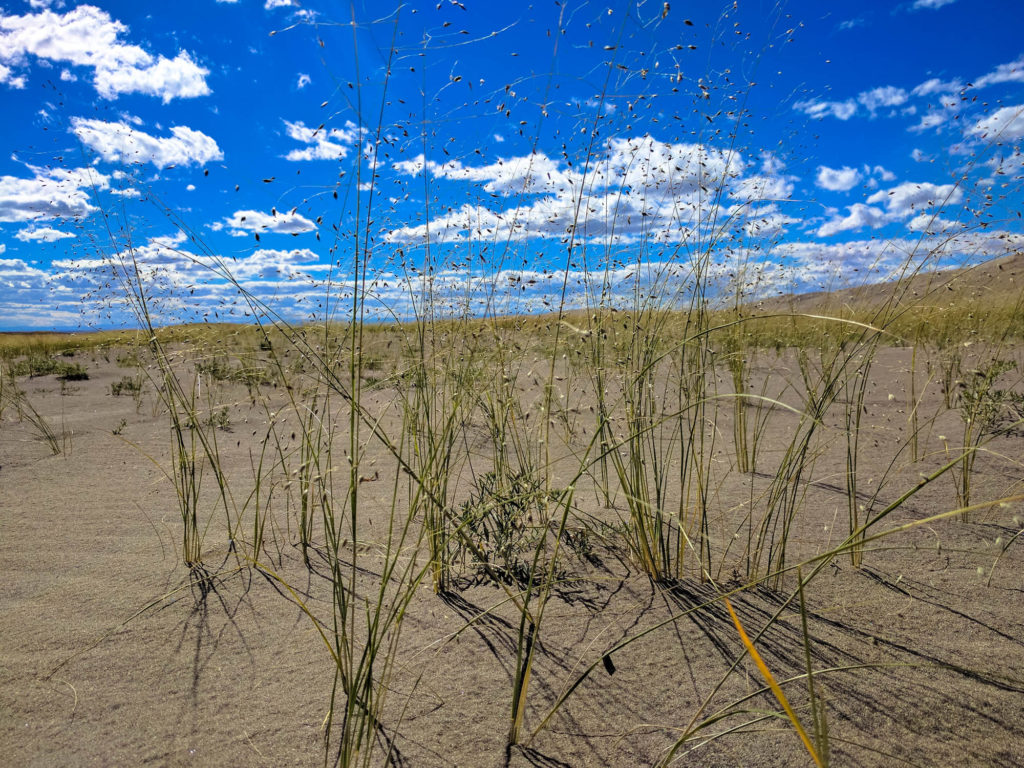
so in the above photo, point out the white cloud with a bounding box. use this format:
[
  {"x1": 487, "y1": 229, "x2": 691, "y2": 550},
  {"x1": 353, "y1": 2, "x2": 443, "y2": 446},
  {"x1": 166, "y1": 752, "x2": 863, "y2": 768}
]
[
  {"x1": 912, "y1": 77, "x2": 963, "y2": 97},
  {"x1": 868, "y1": 165, "x2": 897, "y2": 182},
  {"x1": 92, "y1": 51, "x2": 209, "y2": 102},
  {"x1": 265, "y1": 0, "x2": 295, "y2": 7},
  {"x1": 816, "y1": 203, "x2": 887, "y2": 237},
  {"x1": 392, "y1": 155, "x2": 430, "y2": 176},
  {"x1": 15, "y1": 226, "x2": 75, "y2": 242},
  {"x1": 388, "y1": 137, "x2": 750, "y2": 245},
  {"x1": 584, "y1": 97, "x2": 615, "y2": 113},
  {"x1": 393, "y1": 152, "x2": 579, "y2": 196},
  {"x1": 418, "y1": 152, "x2": 580, "y2": 195},
  {"x1": 283, "y1": 120, "x2": 360, "y2": 161},
  {"x1": 222, "y1": 209, "x2": 317, "y2": 235},
  {"x1": 857, "y1": 86, "x2": 909, "y2": 114},
  {"x1": 814, "y1": 179, "x2": 965, "y2": 238},
  {"x1": 907, "y1": 213, "x2": 959, "y2": 233},
  {"x1": 0, "y1": 61, "x2": 25, "y2": 88},
  {"x1": 760, "y1": 152, "x2": 785, "y2": 175},
  {"x1": 71, "y1": 118, "x2": 223, "y2": 168},
  {"x1": 866, "y1": 181, "x2": 963, "y2": 217},
  {"x1": 743, "y1": 207, "x2": 799, "y2": 238},
  {"x1": 794, "y1": 98, "x2": 857, "y2": 120},
  {"x1": 974, "y1": 55, "x2": 1024, "y2": 89},
  {"x1": 0, "y1": 5, "x2": 210, "y2": 101},
  {"x1": 297, "y1": 73, "x2": 310, "y2": 89},
  {"x1": 229, "y1": 248, "x2": 325, "y2": 278},
  {"x1": 732, "y1": 174, "x2": 794, "y2": 203},
  {"x1": 0, "y1": 258, "x2": 48, "y2": 290},
  {"x1": 909, "y1": 110, "x2": 953, "y2": 133},
  {"x1": 816, "y1": 165, "x2": 862, "y2": 192},
  {"x1": 969, "y1": 105, "x2": 1024, "y2": 141},
  {"x1": 11, "y1": 219, "x2": 1024, "y2": 330},
  {"x1": 911, "y1": 0, "x2": 957, "y2": 9},
  {"x1": 769, "y1": 230, "x2": 1024, "y2": 294},
  {"x1": 0, "y1": 165, "x2": 108, "y2": 223}
]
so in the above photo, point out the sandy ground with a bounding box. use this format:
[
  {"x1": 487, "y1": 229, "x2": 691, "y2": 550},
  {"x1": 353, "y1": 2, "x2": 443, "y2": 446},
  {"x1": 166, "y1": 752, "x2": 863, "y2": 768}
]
[{"x1": 2, "y1": 344, "x2": 1024, "y2": 767}]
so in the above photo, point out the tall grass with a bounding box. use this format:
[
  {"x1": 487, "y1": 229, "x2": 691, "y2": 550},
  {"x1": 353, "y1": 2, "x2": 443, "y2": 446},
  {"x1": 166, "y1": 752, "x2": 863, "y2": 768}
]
[{"x1": 53, "y1": 2, "x2": 1024, "y2": 766}]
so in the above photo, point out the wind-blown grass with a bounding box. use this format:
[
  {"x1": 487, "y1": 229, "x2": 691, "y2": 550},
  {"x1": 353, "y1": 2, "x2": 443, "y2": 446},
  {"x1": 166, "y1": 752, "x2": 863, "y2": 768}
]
[{"x1": 38, "y1": 3, "x2": 1024, "y2": 767}]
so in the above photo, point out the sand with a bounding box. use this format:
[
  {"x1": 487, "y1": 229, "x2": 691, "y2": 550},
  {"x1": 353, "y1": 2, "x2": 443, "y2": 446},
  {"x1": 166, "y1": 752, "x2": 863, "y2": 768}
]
[{"x1": 2, "y1": 343, "x2": 1023, "y2": 767}]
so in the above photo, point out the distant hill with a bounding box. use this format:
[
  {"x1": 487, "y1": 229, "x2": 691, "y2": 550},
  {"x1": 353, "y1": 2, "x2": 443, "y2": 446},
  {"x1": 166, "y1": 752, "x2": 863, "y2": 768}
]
[{"x1": 754, "y1": 251, "x2": 1024, "y2": 317}]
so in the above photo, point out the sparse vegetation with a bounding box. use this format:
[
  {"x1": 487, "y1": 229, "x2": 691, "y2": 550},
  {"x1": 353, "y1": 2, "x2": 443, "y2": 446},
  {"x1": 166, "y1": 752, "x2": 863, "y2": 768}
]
[{"x1": 5, "y1": 3, "x2": 1024, "y2": 767}]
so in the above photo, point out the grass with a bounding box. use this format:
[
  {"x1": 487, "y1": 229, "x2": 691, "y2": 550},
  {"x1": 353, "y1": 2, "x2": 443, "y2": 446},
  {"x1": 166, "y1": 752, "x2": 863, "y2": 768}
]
[
  {"x1": 28, "y1": 288, "x2": 1024, "y2": 764},
  {"x1": 25, "y1": 4, "x2": 1024, "y2": 767},
  {"x1": 33, "y1": 276, "x2": 1022, "y2": 764},
  {"x1": 0, "y1": 360, "x2": 63, "y2": 454}
]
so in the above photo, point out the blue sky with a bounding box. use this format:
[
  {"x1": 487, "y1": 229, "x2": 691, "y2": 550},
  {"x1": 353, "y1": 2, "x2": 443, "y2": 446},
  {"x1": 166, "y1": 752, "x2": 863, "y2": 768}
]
[{"x1": 1, "y1": 0, "x2": 1022, "y2": 330}]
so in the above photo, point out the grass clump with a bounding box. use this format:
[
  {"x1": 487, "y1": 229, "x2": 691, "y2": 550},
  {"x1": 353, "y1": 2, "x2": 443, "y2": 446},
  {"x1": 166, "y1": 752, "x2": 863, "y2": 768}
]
[
  {"x1": 951, "y1": 358, "x2": 1024, "y2": 513},
  {"x1": 455, "y1": 469, "x2": 557, "y2": 587},
  {"x1": 110, "y1": 375, "x2": 144, "y2": 397},
  {"x1": 9, "y1": 355, "x2": 88, "y2": 381},
  {"x1": 35, "y1": 2, "x2": 1024, "y2": 766}
]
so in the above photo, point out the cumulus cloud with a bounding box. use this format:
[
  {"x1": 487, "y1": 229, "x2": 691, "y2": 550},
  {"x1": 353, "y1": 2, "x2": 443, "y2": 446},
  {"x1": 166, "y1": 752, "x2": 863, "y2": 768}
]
[
  {"x1": 816, "y1": 203, "x2": 887, "y2": 237},
  {"x1": 732, "y1": 174, "x2": 795, "y2": 204},
  {"x1": 0, "y1": 257, "x2": 48, "y2": 287},
  {"x1": 387, "y1": 137, "x2": 758, "y2": 245},
  {"x1": 800, "y1": 78, "x2": 959, "y2": 124},
  {"x1": 816, "y1": 165, "x2": 862, "y2": 192},
  {"x1": 0, "y1": 5, "x2": 210, "y2": 101},
  {"x1": 396, "y1": 152, "x2": 580, "y2": 196},
  {"x1": 866, "y1": 181, "x2": 963, "y2": 217},
  {"x1": 857, "y1": 86, "x2": 909, "y2": 114},
  {"x1": 814, "y1": 179, "x2": 965, "y2": 238},
  {"x1": 909, "y1": 110, "x2": 953, "y2": 133},
  {"x1": 283, "y1": 120, "x2": 360, "y2": 161},
  {"x1": 71, "y1": 118, "x2": 223, "y2": 168},
  {"x1": 974, "y1": 55, "x2": 1024, "y2": 89},
  {"x1": 296, "y1": 73, "x2": 310, "y2": 89},
  {"x1": 912, "y1": 77, "x2": 963, "y2": 97},
  {"x1": 221, "y1": 209, "x2": 317, "y2": 236},
  {"x1": 969, "y1": 105, "x2": 1024, "y2": 141},
  {"x1": 15, "y1": 226, "x2": 75, "y2": 242},
  {"x1": 229, "y1": 248, "x2": 326, "y2": 278},
  {"x1": 12, "y1": 220, "x2": 1024, "y2": 330},
  {"x1": 911, "y1": 0, "x2": 957, "y2": 9},
  {"x1": 907, "y1": 58, "x2": 1024, "y2": 137},
  {"x1": 794, "y1": 98, "x2": 857, "y2": 121},
  {"x1": 0, "y1": 61, "x2": 25, "y2": 88},
  {"x1": 93, "y1": 51, "x2": 209, "y2": 102},
  {"x1": 907, "y1": 213, "x2": 960, "y2": 233},
  {"x1": 743, "y1": 207, "x2": 799, "y2": 238},
  {"x1": 0, "y1": 165, "x2": 108, "y2": 222},
  {"x1": 868, "y1": 165, "x2": 897, "y2": 182}
]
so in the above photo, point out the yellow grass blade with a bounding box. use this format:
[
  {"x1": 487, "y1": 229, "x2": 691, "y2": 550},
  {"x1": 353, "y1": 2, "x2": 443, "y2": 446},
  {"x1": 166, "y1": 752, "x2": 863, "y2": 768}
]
[{"x1": 724, "y1": 597, "x2": 823, "y2": 767}]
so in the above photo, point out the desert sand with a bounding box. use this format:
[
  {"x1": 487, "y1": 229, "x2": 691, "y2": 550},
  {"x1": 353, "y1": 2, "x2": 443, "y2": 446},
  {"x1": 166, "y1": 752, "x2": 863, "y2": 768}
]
[{"x1": 2, "y1": 337, "x2": 1023, "y2": 767}]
